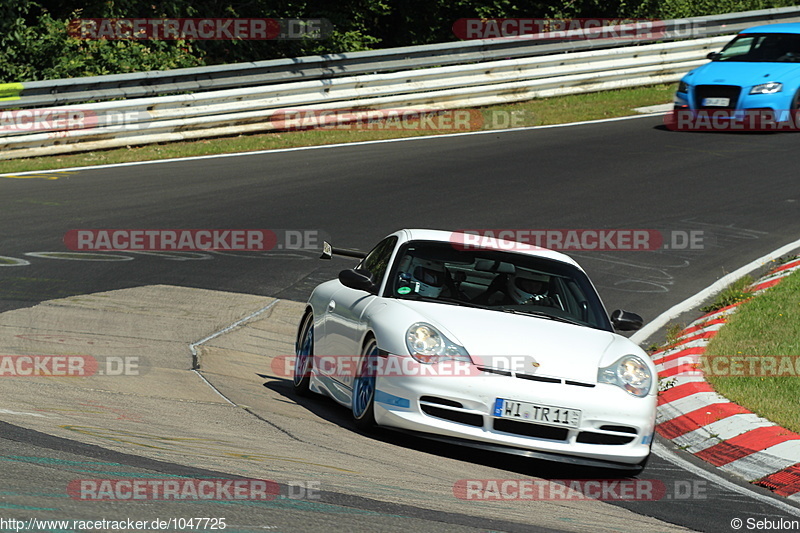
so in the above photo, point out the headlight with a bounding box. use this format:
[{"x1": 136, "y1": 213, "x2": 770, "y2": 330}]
[
  {"x1": 750, "y1": 82, "x2": 783, "y2": 94},
  {"x1": 405, "y1": 322, "x2": 471, "y2": 364},
  {"x1": 597, "y1": 355, "x2": 652, "y2": 398},
  {"x1": 677, "y1": 80, "x2": 690, "y2": 93}
]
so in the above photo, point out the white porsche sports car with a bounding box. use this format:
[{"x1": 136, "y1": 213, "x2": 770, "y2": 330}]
[{"x1": 293, "y1": 229, "x2": 657, "y2": 473}]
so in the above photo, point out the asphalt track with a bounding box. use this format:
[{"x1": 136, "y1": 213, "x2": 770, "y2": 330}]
[{"x1": 1, "y1": 114, "x2": 800, "y2": 532}]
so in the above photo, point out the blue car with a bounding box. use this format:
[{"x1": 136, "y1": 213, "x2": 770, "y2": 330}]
[{"x1": 673, "y1": 23, "x2": 800, "y2": 130}]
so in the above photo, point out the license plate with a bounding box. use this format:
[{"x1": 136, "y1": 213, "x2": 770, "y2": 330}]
[
  {"x1": 493, "y1": 398, "x2": 580, "y2": 428},
  {"x1": 702, "y1": 97, "x2": 730, "y2": 107}
]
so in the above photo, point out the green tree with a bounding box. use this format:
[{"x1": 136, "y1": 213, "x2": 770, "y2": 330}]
[
  {"x1": 0, "y1": 0, "x2": 203, "y2": 83},
  {"x1": 4, "y1": 0, "x2": 800, "y2": 83}
]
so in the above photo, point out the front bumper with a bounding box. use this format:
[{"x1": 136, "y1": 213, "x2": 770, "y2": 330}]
[
  {"x1": 677, "y1": 84, "x2": 791, "y2": 113},
  {"x1": 373, "y1": 366, "x2": 656, "y2": 466},
  {"x1": 672, "y1": 85, "x2": 797, "y2": 129},
  {"x1": 385, "y1": 428, "x2": 647, "y2": 471}
]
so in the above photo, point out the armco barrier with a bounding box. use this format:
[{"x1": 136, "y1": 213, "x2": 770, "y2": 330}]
[{"x1": 2, "y1": 6, "x2": 800, "y2": 159}]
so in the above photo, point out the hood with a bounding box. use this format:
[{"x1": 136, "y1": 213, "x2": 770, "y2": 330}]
[
  {"x1": 686, "y1": 61, "x2": 800, "y2": 88},
  {"x1": 394, "y1": 301, "x2": 626, "y2": 383}
]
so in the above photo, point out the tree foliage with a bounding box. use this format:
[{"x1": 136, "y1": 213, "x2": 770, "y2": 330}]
[{"x1": 2, "y1": 0, "x2": 798, "y2": 83}]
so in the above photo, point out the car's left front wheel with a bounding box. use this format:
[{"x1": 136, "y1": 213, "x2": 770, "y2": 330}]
[
  {"x1": 791, "y1": 90, "x2": 800, "y2": 127},
  {"x1": 352, "y1": 336, "x2": 378, "y2": 430}
]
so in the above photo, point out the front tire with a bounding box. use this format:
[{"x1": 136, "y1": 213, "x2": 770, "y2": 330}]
[
  {"x1": 352, "y1": 337, "x2": 378, "y2": 430},
  {"x1": 293, "y1": 312, "x2": 314, "y2": 396},
  {"x1": 791, "y1": 90, "x2": 800, "y2": 129}
]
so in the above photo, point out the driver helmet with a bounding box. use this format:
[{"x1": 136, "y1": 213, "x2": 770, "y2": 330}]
[
  {"x1": 403, "y1": 257, "x2": 447, "y2": 297},
  {"x1": 507, "y1": 269, "x2": 549, "y2": 304}
]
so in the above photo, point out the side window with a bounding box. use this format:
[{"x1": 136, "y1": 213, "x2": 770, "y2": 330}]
[
  {"x1": 720, "y1": 36, "x2": 755, "y2": 60},
  {"x1": 359, "y1": 236, "x2": 398, "y2": 289}
]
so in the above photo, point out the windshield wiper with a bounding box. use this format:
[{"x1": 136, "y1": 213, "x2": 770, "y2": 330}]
[{"x1": 501, "y1": 308, "x2": 582, "y2": 326}]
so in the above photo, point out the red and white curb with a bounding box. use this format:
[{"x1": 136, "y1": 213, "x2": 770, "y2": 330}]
[{"x1": 653, "y1": 258, "x2": 800, "y2": 502}]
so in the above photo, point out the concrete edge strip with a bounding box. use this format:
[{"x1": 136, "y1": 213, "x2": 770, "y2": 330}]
[
  {"x1": 653, "y1": 260, "x2": 800, "y2": 498},
  {"x1": 189, "y1": 298, "x2": 282, "y2": 406}
]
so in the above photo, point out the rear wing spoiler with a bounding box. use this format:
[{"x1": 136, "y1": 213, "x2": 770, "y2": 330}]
[{"x1": 320, "y1": 241, "x2": 367, "y2": 260}]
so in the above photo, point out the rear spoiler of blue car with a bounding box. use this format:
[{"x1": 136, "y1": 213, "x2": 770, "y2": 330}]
[{"x1": 320, "y1": 241, "x2": 367, "y2": 260}]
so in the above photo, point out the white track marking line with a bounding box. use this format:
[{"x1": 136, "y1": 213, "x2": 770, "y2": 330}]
[{"x1": 0, "y1": 113, "x2": 667, "y2": 177}]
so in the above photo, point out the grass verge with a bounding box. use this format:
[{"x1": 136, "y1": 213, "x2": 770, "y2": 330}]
[
  {"x1": 699, "y1": 275, "x2": 753, "y2": 313},
  {"x1": 0, "y1": 84, "x2": 674, "y2": 174},
  {"x1": 703, "y1": 267, "x2": 800, "y2": 434}
]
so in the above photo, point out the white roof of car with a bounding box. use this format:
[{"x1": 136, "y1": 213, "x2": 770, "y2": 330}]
[{"x1": 397, "y1": 229, "x2": 583, "y2": 269}]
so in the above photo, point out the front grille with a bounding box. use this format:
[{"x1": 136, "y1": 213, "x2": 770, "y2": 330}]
[
  {"x1": 565, "y1": 380, "x2": 595, "y2": 388},
  {"x1": 599, "y1": 424, "x2": 638, "y2": 434},
  {"x1": 493, "y1": 419, "x2": 569, "y2": 441},
  {"x1": 516, "y1": 373, "x2": 560, "y2": 384},
  {"x1": 478, "y1": 367, "x2": 595, "y2": 388},
  {"x1": 418, "y1": 397, "x2": 483, "y2": 427},
  {"x1": 419, "y1": 395, "x2": 462, "y2": 408},
  {"x1": 576, "y1": 432, "x2": 636, "y2": 445},
  {"x1": 694, "y1": 85, "x2": 741, "y2": 109},
  {"x1": 477, "y1": 366, "x2": 512, "y2": 376}
]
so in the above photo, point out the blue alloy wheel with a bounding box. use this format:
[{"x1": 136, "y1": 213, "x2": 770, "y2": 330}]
[
  {"x1": 293, "y1": 312, "x2": 314, "y2": 395},
  {"x1": 352, "y1": 337, "x2": 378, "y2": 428}
]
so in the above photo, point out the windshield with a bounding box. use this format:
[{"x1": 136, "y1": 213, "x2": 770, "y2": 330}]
[
  {"x1": 714, "y1": 33, "x2": 800, "y2": 62},
  {"x1": 387, "y1": 240, "x2": 613, "y2": 331}
]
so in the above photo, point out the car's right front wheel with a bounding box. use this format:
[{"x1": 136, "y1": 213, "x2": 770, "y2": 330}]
[{"x1": 293, "y1": 312, "x2": 314, "y2": 396}]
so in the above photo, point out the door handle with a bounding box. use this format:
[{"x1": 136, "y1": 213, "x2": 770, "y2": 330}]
[{"x1": 328, "y1": 300, "x2": 336, "y2": 312}]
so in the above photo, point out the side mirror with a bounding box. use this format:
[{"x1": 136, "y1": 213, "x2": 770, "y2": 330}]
[
  {"x1": 707, "y1": 52, "x2": 721, "y2": 61},
  {"x1": 610, "y1": 309, "x2": 643, "y2": 331},
  {"x1": 339, "y1": 269, "x2": 377, "y2": 293}
]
